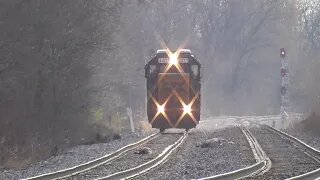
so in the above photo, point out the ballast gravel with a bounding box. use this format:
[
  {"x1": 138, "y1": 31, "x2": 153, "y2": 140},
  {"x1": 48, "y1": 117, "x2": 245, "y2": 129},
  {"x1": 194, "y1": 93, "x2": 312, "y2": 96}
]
[
  {"x1": 0, "y1": 121, "x2": 257, "y2": 180},
  {"x1": 0, "y1": 131, "x2": 154, "y2": 180},
  {"x1": 135, "y1": 125, "x2": 255, "y2": 180},
  {"x1": 245, "y1": 126, "x2": 320, "y2": 180},
  {"x1": 284, "y1": 129, "x2": 320, "y2": 150},
  {"x1": 67, "y1": 133, "x2": 182, "y2": 179}
]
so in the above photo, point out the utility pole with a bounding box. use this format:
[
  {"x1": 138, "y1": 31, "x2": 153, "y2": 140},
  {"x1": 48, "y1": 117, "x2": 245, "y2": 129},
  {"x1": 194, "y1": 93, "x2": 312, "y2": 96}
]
[
  {"x1": 127, "y1": 82, "x2": 134, "y2": 133},
  {"x1": 280, "y1": 48, "x2": 290, "y2": 128}
]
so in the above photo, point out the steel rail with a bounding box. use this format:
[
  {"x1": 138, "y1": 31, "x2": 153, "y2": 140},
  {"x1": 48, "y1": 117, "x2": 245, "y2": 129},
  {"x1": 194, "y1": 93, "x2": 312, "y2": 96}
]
[
  {"x1": 265, "y1": 125, "x2": 320, "y2": 180},
  {"x1": 24, "y1": 133, "x2": 159, "y2": 180},
  {"x1": 97, "y1": 132, "x2": 188, "y2": 180},
  {"x1": 197, "y1": 126, "x2": 271, "y2": 180}
]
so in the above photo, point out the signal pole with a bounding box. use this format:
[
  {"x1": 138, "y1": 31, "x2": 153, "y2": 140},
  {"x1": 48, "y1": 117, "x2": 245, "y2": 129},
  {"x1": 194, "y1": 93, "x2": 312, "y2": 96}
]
[{"x1": 280, "y1": 48, "x2": 290, "y2": 128}]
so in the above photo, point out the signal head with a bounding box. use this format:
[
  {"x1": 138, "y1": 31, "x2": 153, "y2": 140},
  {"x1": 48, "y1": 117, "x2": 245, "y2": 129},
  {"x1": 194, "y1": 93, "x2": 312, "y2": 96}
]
[{"x1": 280, "y1": 48, "x2": 286, "y2": 58}]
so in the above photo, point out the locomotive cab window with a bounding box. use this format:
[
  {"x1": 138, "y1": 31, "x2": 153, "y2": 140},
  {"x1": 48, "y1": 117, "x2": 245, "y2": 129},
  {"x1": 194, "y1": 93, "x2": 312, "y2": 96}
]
[
  {"x1": 145, "y1": 64, "x2": 157, "y2": 78},
  {"x1": 159, "y1": 64, "x2": 166, "y2": 73},
  {"x1": 150, "y1": 65, "x2": 156, "y2": 74},
  {"x1": 191, "y1": 65, "x2": 199, "y2": 78}
]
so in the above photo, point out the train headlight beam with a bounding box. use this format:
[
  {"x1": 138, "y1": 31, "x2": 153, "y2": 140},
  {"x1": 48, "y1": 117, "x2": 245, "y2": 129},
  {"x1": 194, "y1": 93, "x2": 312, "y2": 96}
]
[
  {"x1": 183, "y1": 104, "x2": 192, "y2": 114},
  {"x1": 157, "y1": 104, "x2": 165, "y2": 114},
  {"x1": 169, "y1": 53, "x2": 178, "y2": 65},
  {"x1": 173, "y1": 90, "x2": 200, "y2": 127},
  {"x1": 148, "y1": 91, "x2": 175, "y2": 127}
]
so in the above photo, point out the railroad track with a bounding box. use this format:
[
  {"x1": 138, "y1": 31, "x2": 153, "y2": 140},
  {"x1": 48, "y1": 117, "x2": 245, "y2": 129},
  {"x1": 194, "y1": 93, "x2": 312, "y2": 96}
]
[
  {"x1": 24, "y1": 122, "x2": 320, "y2": 180},
  {"x1": 198, "y1": 124, "x2": 320, "y2": 180},
  {"x1": 97, "y1": 132, "x2": 187, "y2": 180},
  {"x1": 24, "y1": 133, "x2": 159, "y2": 180},
  {"x1": 245, "y1": 125, "x2": 320, "y2": 179},
  {"x1": 25, "y1": 132, "x2": 187, "y2": 180},
  {"x1": 265, "y1": 125, "x2": 320, "y2": 180},
  {"x1": 198, "y1": 126, "x2": 271, "y2": 180}
]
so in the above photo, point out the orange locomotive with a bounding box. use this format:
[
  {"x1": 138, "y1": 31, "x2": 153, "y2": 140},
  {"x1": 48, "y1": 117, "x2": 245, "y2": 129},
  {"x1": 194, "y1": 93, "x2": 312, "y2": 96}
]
[{"x1": 145, "y1": 49, "x2": 201, "y2": 132}]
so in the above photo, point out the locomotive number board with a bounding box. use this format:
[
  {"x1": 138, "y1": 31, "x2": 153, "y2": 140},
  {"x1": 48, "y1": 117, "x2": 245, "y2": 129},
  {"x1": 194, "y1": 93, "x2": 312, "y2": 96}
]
[{"x1": 158, "y1": 58, "x2": 189, "y2": 63}]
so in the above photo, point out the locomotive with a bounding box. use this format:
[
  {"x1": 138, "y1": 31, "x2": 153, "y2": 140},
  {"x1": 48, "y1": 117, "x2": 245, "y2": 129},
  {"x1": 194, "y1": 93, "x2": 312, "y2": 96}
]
[{"x1": 145, "y1": 49, "x2": 201, "y2": 132}]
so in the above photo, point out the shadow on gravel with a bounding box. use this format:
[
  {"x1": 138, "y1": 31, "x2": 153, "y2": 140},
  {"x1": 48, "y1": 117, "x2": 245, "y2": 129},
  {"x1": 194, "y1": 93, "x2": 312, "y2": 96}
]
[{"x1": 195, "y1": 137, "x2": 234, "y2": 148}]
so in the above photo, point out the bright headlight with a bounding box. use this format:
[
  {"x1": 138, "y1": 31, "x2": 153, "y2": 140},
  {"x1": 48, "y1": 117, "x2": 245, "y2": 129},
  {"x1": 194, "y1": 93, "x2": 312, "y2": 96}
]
[
  {"x1": 183, "y1": 104, "x2": 192, "y2": 114},
  {"x1": 169, "y1": 53, "x2": 178, "y2": 65},
  {"x1": 157, "y1": 104, "x2": 165, "y2": 114}
]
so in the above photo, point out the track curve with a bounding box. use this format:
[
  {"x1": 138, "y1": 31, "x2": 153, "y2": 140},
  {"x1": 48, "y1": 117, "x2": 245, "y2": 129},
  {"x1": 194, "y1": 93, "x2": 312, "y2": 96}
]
[
  {"x1": 245, "y1": 125, "x2": 320, "y2": 179},
  {"x1": 24, "y1": 133, "x2": 159, "y2": 180},
  {"x1": 198, "y1": 126, "x2": 270, "y2": 180}
]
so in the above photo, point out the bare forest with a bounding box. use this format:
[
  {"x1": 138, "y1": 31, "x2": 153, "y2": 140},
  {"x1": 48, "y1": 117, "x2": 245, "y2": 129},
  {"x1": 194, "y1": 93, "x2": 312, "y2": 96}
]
[{"x1": 0, "y1": 0, "x2": 319, "y2": 168}]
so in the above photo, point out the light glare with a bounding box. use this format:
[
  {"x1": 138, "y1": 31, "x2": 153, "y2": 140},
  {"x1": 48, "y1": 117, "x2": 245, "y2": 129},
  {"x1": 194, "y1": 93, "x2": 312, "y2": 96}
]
[
  {"x1": 158, "y1": 104, "x2": 165, "y2": 114},
  {"x1": 183, "y1": 104, "x2": 192, "y2": 114},
  {"x1": 169, "y1": 53, "x2": 178, "y2": 65}
]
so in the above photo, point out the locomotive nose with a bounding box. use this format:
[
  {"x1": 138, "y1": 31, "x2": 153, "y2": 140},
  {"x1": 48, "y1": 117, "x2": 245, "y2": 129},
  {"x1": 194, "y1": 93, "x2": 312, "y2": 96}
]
[{"x1": 146, "y1": 48, "x2": 200, "y2": 130}]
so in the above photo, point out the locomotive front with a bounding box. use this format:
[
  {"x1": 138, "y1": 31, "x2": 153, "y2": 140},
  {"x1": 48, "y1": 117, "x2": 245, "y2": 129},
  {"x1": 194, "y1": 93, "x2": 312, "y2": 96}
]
[{"x1": 145, "y1": 49, "x2": 201, "y2": 132}]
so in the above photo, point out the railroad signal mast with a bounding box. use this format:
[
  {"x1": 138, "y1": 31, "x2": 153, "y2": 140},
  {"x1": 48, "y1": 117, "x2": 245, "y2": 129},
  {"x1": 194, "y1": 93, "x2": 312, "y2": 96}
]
[{"x1": 280, "y1": 48, "x2": 290, "y2": 127}]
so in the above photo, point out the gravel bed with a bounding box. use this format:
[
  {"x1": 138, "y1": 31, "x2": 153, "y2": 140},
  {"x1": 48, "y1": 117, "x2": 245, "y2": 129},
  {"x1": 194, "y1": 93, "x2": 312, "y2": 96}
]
[
  {"x1": 67, "y1": 133, "x2": 182, "y2": 179},
  {"x1": 0, "y1": 131, "x2": 155, "y2": 180},
  {"x1": 135, "y1": 125, "x2": 255, "y2": 180},
  {"x1": 247, "y1": 126, "x2": 320, "y2": 180},
  {"x1": 284, "y1": 129, "x2": 320, "y2": 150}
]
